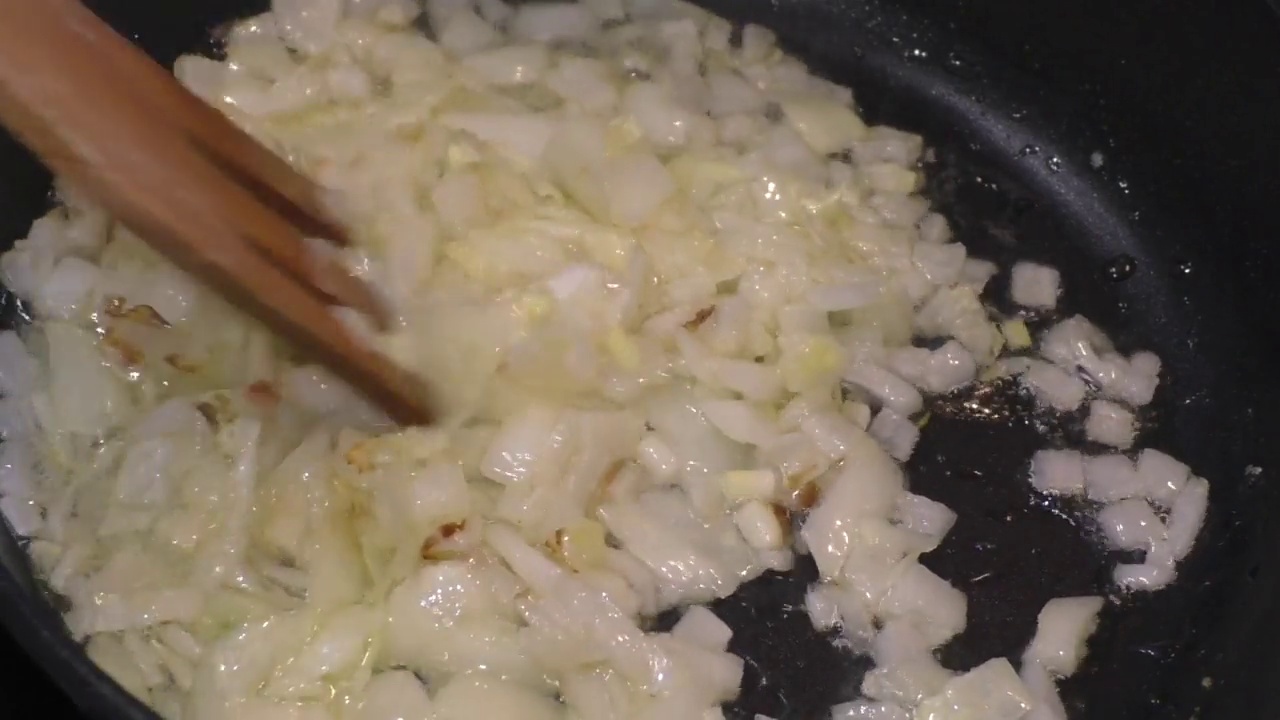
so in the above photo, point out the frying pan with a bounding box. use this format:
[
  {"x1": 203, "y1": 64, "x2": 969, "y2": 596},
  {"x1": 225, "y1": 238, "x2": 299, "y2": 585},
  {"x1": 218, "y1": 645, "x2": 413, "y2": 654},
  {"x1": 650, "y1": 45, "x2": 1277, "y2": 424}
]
[{"x1": 1, "y1": 0, "x2": 1279, "y2": 718}]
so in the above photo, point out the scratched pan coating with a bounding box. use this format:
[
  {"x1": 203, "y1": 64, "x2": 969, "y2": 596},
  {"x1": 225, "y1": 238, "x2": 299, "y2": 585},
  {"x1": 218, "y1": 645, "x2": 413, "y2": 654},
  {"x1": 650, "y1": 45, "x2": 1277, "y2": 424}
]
[{"x1": 1, "y1": 1, "x2": 1279, "y2": 718}]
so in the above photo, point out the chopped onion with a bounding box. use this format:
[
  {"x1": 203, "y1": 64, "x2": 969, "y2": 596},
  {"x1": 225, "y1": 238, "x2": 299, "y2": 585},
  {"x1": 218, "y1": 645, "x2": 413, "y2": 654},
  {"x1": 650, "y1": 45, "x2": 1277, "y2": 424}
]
[
  {"x1": 780, "y1": 97, "x2": 868, "y2": 155},
  {"x1": 1010, "y1": 262, "x2": 1061, "y2": 309},
  {"x1": 66, "y1": 588, "x2": 205, "y2": 637},
  {"x1": 1039, "y1": 316, "x2": 1109, "y2": 371},
  {"x1": 913, "y1": 243, "x2": 966, "y2": 287},
  {"x1": 719, "y1": 469, "x2": 778, "y2": 504},
  {"x1": 884, "y1": 347, "x2": 930, "y2": 389},
  {"x1": 474, "y1": 0, "x2": 513, "y2": 25},
  {"x1": 801, "y1": 446, "x2": 903, "y2": 579},
  {"x1": 625, "y1": 82, "x2": 707, "y2": 150},
  {"x1": 733, "y1": 499, "x2": 787, "y2": 550},
  {"x1": 713, "y1": 358, "x2": 785, "y2": 402},
  {"x1": 547, "y1": 56, "x2": 618, "y2": 112},
  {"x1": 1084, "y1": 399, "x2": 1136, "y2": 449},
  {"x1": 804, "y1": 584, "x2": 842, "y2": 631},
  {"x1": 1084, "y1": 453, "x2": 1145, "y2": 502},
  {"x1": 1118, "y1": 351, "x2": 1162, "y2": 406},
  {"x1": 45, "y1": 322, "x2": 131, "y2": 435},
  {"x1": 707, "y1": 71, "x2": 765, "y2": 118},
  {"x1": 917, "y1": 213, "x2": 951, "y2": 245},
  {"x1": 0, "y1": 331, "x2": 37, "y2": 398},
  {"x1": 602, "y1": 152, "x2": 678, "y2": 227},
  {"x1": 1023, "y1": 596, "x2": 1104, "y2": 677},
  {"x1": 1000, "y1": 319, "x2": 1032, "y2": 351},
  {"x1": 1097, "y1": 498, "x2": 1164, "y2": 552},
  {"x1": 1019, "y1": 661, "x2": 1069, "y2": 720},
  {"x1": 861, "y1": 649, "x2": 952, "y2": 708},
  {"x1": 1029, "y1": 449, "x2": 1086, "y2": 496},
  {"x1": 913, "y1": 286, "x2": 1002, "y2": 364},
  {"x1": 843, "y1": 364, "x2": 923, "y2": 416},
  {"x1": 637, "y1": 433, "x2": 680, "y2": 480},
  {"x1": 1113, "y1": 550, "x2": 1176, "y2": 591},
  {"x1": 353, "y1": 671, "x2": 434, "y2": 720},
  {"x1": 510, "y1": 2, "x2": 599, "y2": 42},
  {"x1": 886, "y1": 342, "x2": 976, "y2": 395},
  {"x1": 808, "y1": 279, "x2": 885, "y2": 311},
  {"x1": 1023, "y1": 361, "x2": 1087, "y2": 412},
  {"x1": 439, "y1": 111, "x2": 555, "y2": 163},
  {"x1": 868, "y1": 409, "x2": 919, "y2": 462},
  {"x1": 831, "y1": 699, "x2": 911, "y2": 720},
  {"x1": 799, "y1": 411, "x2": 866, "y2": 460},
  {"x1": 701, "y1": 399, "x2": 778, "y2": 447},
  {"x1": 877, "y1": 562, "x2": 967, "y2": 646},
  {"x1": 672, "y1": 605, "x2": 733, "y2": 652},
  {"x1": 914, "y1": 659, "x2": 1031, "y2": 720},
  {"x1": 925, "y1": 341, "x2": 977, "y2": 393},
  {"x1": 438, "y1": 9, "x2": 500, "y2": 55},
  {"x1": 272, "y1": 0, "x2": 341, "y2": 55},
  {"x1": 0, "y1": 494, "x2": 41, "y2": 536},
  {"x1": 433, "y1": 673, "x2": 563, "y2": 720},
  {"x1": 1135, "y1": 448, "x2": 1190, "y2": 508},
  {"x1": 36, "y1": 256, "x2": 100, "y2": 320},
  {"x1": 894, "y1": 493, "x2": 956, "y2": 549},
  {"x1": 1165, "y1": 477, "x2": 1209, "y2": 561},
  {"x1": 959, "y1": 258, "x2": 998, "y2": 291}
]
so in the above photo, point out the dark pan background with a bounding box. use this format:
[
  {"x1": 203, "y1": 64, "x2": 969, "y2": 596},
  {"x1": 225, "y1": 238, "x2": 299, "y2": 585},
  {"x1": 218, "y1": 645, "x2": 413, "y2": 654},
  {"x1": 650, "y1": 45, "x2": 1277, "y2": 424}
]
[{"x1": 1, "y1": 0, "x2": 1279, "y2": 719}]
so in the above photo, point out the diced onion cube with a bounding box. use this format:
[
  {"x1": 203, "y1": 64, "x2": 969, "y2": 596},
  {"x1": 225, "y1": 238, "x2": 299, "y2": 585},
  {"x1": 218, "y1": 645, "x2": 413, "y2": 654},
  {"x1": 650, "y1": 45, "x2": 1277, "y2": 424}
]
[
  {"x1": 1134, "y1": 448, "x2": 1190, "y2": 508},
  {"x1": 733, "y1": 500, "x2": 787, "y2": 550},
  {"x1": 1024, "y1": 361, "x2": 1087, "y2": 412},
  {"x1": 830, "y1": 700, "x2": 911, "y2": 720},
  {"x1": 1023, "y1": 596, "x2": 1105, "y2": 678},
  {"x1": 868, "y1": 409, "x2": 919, "y2": 462},
  {"x1": 720, "y1": 469, "x2": 778, "y2": 504},
  {"x1": 1113, "y1": 548, "x2": 1176, "y2": 591},
  {"x1": 1084, "y1": 454, "x2": 1144, "y2": 502},
  {"x1": 672, "y1": 605, "x2": 733, "y2": 651},
  {"x1": 1010, "y1": 262, "x2": 1061, "y2": 309},
  {"x1": 1030, "y1": 449, "x2": 1086, "y2": 496},
  {"x1": 1085, "y1": 399, "x2": 1136, "y2": 449},
  {"x1": 637, "y1": 433, "x2": 679, "y2": 480},
  {"x1": 915, "y1": 658, "x2": 1031, "y2": 720},
  {"x1": 804, "y1": 584, "x2": 842, "y2": 632},
  {"x1": 1096, "y1": 498, "x2": 1164, "y2": 552},
  {"x1": 843, "y1": 364, "x2": 923, "y2": 416},
  {"x1": 1000, "y1": 319, "x2": 1033, "y2": 351},
  {"x1": 1165, "y1": 477, "x2": 1209, "y2": 560}
]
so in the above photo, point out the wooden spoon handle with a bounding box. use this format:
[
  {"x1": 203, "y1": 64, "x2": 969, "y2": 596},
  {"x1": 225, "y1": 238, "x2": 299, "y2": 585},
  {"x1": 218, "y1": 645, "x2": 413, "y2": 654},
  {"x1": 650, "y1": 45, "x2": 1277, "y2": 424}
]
[{"x1": 0, "y1": 1, "x2": 434, "y2": 425}]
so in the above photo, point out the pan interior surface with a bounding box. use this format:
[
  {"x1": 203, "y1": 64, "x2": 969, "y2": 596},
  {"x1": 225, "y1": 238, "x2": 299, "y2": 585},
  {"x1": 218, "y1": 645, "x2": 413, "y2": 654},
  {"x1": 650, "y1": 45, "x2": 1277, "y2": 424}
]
[{"x1": 1, "y1": 1, "x2": 1278, "y2": 719}]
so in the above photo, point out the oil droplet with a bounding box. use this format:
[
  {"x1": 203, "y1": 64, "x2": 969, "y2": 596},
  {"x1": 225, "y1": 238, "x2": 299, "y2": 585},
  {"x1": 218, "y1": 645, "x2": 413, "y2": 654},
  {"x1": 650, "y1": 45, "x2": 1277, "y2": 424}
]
[
  {"x1": 1015, "y1": 144, "x2": 1041, "y2": 158},
  {"x1": 1102, "y1": 254, "x2": 1137, "y2": 282},
  {"x1": 944, "y1": 51, "x2": 977, "y2": 79},
  {"x1": 973, "y1": 175, "x2": 1000, "y2": 193},
  {"x1": 1045, "y1": 156, "x2": 1063, "y2": 173},
  {"x1": 1177, "y1": 260, "x2": 1194, "y2": 276}
]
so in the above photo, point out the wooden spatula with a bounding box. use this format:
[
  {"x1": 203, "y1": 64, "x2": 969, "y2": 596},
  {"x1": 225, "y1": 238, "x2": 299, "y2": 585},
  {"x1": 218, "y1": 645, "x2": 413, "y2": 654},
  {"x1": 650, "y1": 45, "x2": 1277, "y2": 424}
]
[{"x1": 0, "y1": 0, "x2": 434, "y2": 426}]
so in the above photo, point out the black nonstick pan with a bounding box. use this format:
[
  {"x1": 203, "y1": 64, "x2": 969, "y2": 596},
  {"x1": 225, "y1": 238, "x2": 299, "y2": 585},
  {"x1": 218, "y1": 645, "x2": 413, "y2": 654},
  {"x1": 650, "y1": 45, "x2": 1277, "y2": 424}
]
[{"x1": 2, "y1": 1, "x2": 1279, "y2": 718}]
